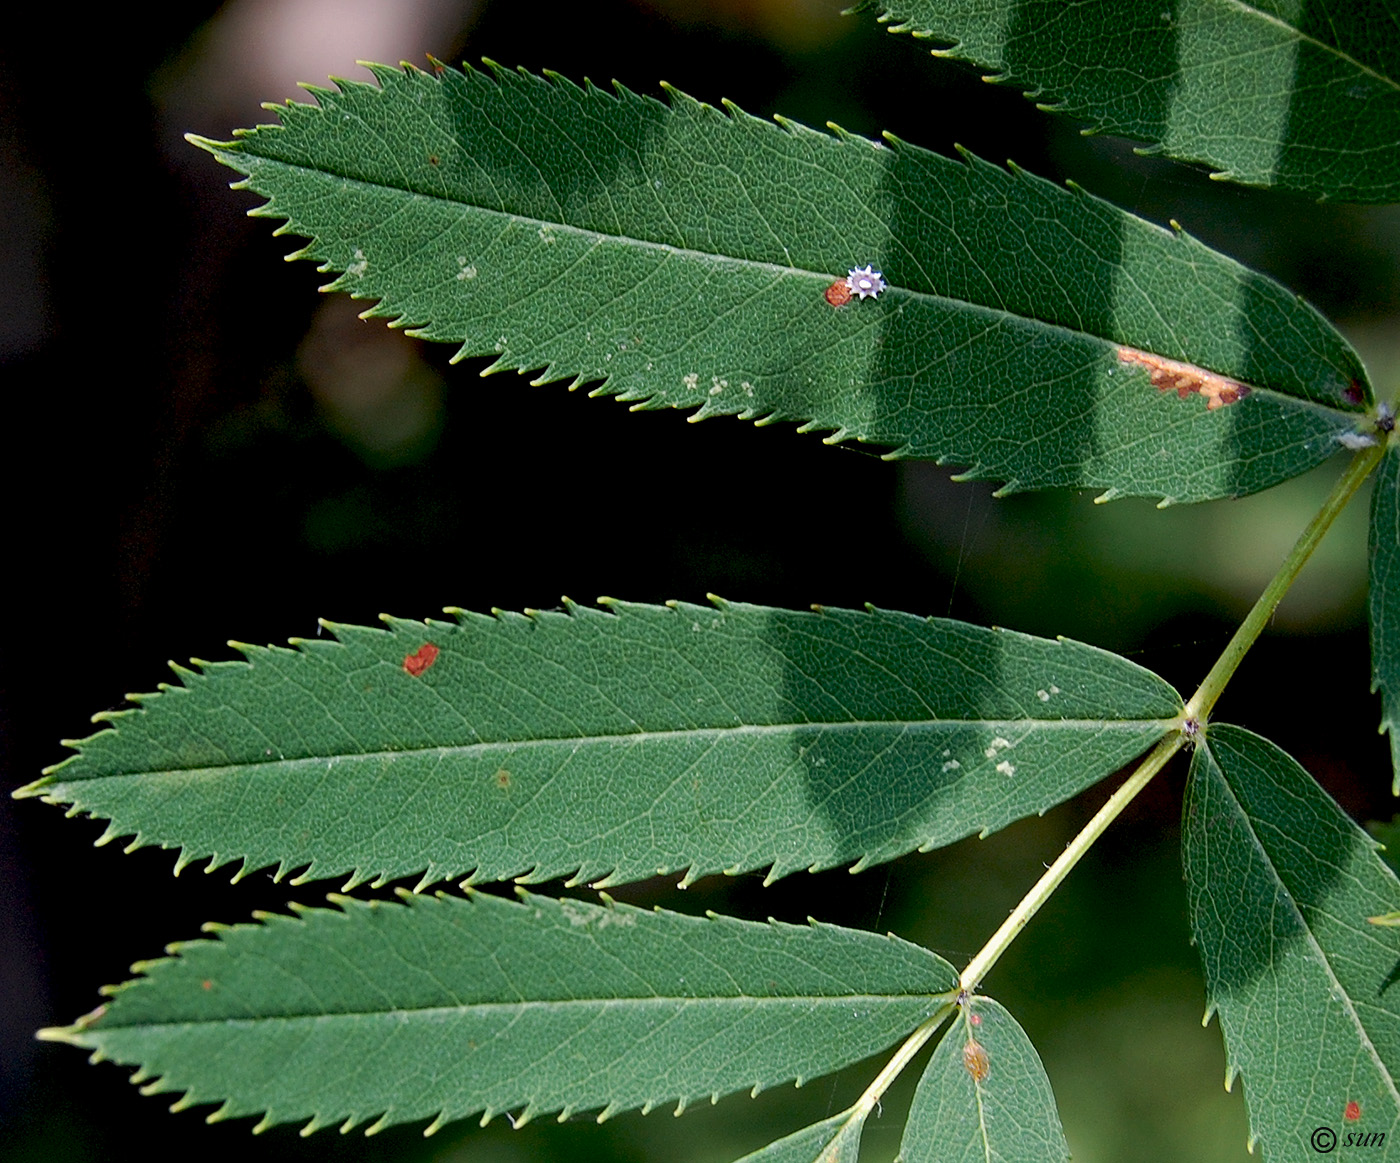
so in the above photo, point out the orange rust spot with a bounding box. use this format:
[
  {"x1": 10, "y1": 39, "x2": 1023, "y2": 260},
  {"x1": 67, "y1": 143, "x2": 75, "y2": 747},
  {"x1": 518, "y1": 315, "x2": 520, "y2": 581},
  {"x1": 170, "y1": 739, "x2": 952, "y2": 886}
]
[
  {"x1": 494, "y1": 768, "x2": 511, "y2": 790},
  {"x1": 201, "y1": 979, "x2": 214, "y2": 991},
  {"x1": 403, "y1": 643, "x2": 440, "y2": 676},
  {"x1": 824, "y1": 279, "x2": 852, "y2": 307},
  {"x1": 968, "y1": 1011, "x2": 982, "y2": 1027},
  {"x1": 1346, "y1": 1100, "x2": 1362, "y2": 1121},
  {"x1": 963, "y1": 1038, "x2": 990, "y2": 1082},
  {"x1": 1117, "y1": 346, "x2": 1250, "y2": 411}
]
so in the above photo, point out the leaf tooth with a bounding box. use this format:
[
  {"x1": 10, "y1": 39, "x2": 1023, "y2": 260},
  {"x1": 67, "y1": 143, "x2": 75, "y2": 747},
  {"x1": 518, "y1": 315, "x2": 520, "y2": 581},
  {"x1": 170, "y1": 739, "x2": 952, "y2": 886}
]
[
  {"x1": 423, "y1": 1111, "x2": 449, "y2": 1137},
  {"x1": 363, "y1": 1110, "x2": 393, "y2": 1136},
  {"x1": 595, "y1": 1101, "x2": 621, "y2": 1124},
  {"x1": 340, "y1": 866, "x2": 373, "y2": 891},
  {"x1": 410, "y1": 866, "x2": 441, "y2": 894},
  {"x1": 288, "y1": 862, "x2": 322, "y2": 886},
  {"x1": 227, "y1": 857, "x2": 257, "y2": 884},
  {"x1": 299, "y1": 1113, "x2": 334, "y2": 1137},
  {"x1": 93, "y1": 821, "x2": 123, "y2": 847}
]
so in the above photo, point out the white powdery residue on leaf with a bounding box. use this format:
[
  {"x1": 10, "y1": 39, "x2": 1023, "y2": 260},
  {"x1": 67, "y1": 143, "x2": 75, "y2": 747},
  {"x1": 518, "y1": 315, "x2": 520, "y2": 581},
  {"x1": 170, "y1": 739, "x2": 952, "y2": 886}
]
[
  {"x1": 682, "y1": 373, "x2": 699, "y2": 392},
  {"x1": 456, "y1": 257, "x2": 478, "y2": 281},
  {"x1": 996, "y1": 760, "x2": 1016, "y2": 777},
  {"x1": 347, "y1": 248, "x2": 368, "y2": 277},
  {"x1": 983, "y1": 737, "x2": 1012, "y2": 759},
  {"x1": 557, "y1": 899, "x2": 636, "y2": 928},
  {"x1": 942, "y1": 759, "x2": 961, "y2": 772}
]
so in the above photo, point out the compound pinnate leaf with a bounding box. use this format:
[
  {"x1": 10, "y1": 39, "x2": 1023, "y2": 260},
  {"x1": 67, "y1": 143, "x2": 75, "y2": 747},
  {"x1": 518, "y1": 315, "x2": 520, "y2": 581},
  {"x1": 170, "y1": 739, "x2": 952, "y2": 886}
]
[
  {"x1": 853, "y1": 1, "x2": 1400, "y2": 203},
  {"x1": 188, "y1": 62, "x2": 1368, "y2": 503},
  {"x1": 898, "y1": 998, "x2": 1068, "y2": 1163},
  {"x1": 1183, "y1": 725, "x2": 1400, "y2": 1155},
  {"x1": 1371, "y1": 443, "x2": 1400, "y2": 792},
  {"x1": 42, "y1": 890, "x2": 956, "y2": 1135},
  {"x1": 17, "y1": 599, "x2": 1181, "y2": 890},
  {"x1": 728, "y1": 1109, "x2": 866, "y2": 1163}
]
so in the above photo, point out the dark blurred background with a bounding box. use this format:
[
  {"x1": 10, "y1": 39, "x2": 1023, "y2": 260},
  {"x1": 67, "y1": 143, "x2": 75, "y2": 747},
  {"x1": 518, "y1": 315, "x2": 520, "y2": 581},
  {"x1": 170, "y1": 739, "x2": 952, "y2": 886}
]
[{"x1": 3, "y1": 3, "x2": 1399, "y2": 1160}]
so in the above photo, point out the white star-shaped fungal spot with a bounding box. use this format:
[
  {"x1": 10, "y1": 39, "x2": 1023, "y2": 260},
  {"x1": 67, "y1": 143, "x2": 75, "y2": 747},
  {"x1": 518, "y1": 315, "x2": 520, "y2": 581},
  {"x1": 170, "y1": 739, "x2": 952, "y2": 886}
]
[{"x1": 846, "y1": 265, "x2": 886, "y2": 299}]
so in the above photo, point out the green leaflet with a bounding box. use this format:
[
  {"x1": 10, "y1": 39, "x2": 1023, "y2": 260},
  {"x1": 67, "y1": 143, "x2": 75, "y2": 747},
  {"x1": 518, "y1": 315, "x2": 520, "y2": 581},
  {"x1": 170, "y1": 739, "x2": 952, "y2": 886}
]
[
  {"x1": 1371, "y1": 442, "x2": 1400, "y2": 792},
  {"x1": 853, "y1": 0, "x2": 1400, "y2": 203},
  {"x1": 43, "y1": 890, "x2": 956, "y2": 1135},
  {"x1": 17, "y1": 599, "x2": 1182, "y2": 890},
  {"x1": 188, "y1": 62, "x2": 1368, "y2": 503},
  {"x1": 898, "y1": 998, "x2": 1068, "y2": 1163},
  {"x1": 727, "y1": 1110, "x2": 866, "y2": 1163},
  {"x1": 1183, "y1": 725, "x2": 1400, "y2": 1155}
]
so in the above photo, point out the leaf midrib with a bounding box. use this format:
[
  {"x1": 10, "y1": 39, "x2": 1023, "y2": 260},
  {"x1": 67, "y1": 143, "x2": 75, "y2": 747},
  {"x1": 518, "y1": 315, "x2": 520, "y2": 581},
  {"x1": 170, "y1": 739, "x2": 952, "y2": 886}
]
[
  {"x1": 906, "y1": 0, "x2": 1400, "y2": 96},
  {"x1": 91, "y1": 990, "x2": 951, "y2": 1033},
  {"x1": 1224, "y1": 0, "x2": 1400, "y2": 94},
  {"x1": 63, "y1": 717, "x2": 1179, "y2": 782},
  {"x1": 1205, "y1": 737, "x2": 1400, "y2": 1107},
  {"x1": 224, "y1": 140, "x2": 1350, "y2": 410}
]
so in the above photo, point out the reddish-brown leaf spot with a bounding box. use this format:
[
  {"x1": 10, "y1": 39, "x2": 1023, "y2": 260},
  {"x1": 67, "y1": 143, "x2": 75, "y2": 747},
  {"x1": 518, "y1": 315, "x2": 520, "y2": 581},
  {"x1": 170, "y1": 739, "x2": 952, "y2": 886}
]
[
  {"x1": 824, "y1": 279, "x2": 852, "y2": 307},
  {"x1": 428, "y1": 154, "x2": 440, "y2": 166},
  {"x1": 403, "y1": 643, "x2": 440, "y2": 676},
  {"x1": 963, "y1": 1038, "x2": 990, "y2": 1083},
  {"x1": 494, "y1": 768, "x2": 511, "y2": 790},
  {"x1": 1346, "y1": 1100, "x2": 1362, "y2": 1121},
  {"x1": 1345, "y1": 380, "x2": 1366, "y2": 405},
  {"x1": 968, "y1": 1012, "x2": 982, "y2": 1027},
  {"x1": 1117, "y1": 347, "x2": 1251, "y2": 411},
  {"x1": 201, "y1": 979, "x2": 214, "y2": 991}
]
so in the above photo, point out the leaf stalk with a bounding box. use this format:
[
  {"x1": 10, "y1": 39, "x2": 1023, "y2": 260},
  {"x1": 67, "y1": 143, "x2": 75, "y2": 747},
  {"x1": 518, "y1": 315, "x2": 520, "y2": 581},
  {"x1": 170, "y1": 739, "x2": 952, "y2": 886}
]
[
  {"x1": 956, "y1": 443, "x2": 1385, "y2": 998},
  {"x1": 958, "y1": 731, "x2": 1184, "y2": 992},
  {"x1": 1184, "y1": 442, "x2": 1385, "y2": 724}
]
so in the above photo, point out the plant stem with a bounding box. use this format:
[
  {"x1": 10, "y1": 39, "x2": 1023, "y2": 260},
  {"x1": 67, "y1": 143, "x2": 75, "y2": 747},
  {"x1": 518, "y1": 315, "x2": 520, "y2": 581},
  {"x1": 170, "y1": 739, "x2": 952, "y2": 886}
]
[
  {"x1": 958, "y1": 731, "x2": 1183, "y2": 992},
  {"x1": 957, "y1": 443, "x2": 1383, "y2": 994},
  {"x1": 1184, "y1": 441, "x2": 1384, "y2": 723},
  {"x1": 863, "y1": 444, "x2": 1385, "y2": 1103},
  {"x1": 851, "y1": 1001, "x2": 957, "y2": 1119}
]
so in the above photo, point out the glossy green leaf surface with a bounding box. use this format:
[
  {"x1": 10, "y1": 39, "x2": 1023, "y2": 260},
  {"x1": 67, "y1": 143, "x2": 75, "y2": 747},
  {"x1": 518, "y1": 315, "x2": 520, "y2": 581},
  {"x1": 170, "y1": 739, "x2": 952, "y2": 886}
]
[
  {"x1": 45, "y1": 890, "x2": 956, "y2": 1134},
  {"x1": 1371, "y1": 442, "x2": 1400, "y2": 792},
  {"x1": 898, "y1": 998, "x2": 1067, "y2": 1162},
  {"x1": 189, "y1": 62, "x2": 1369, "y2": 503},
  {"x1": 1183, "y1": 725, "x2": 1400, "y2": 1155},
  {"x1": 853, "y1": 0, "x2": 1400, "y2": 203},
  {"x1": 18, "y1": 599, "x2": 1182, "y2": 889},
  {"x1": 729, "y1": 1110, "x2": 865, "y2": 1163}
]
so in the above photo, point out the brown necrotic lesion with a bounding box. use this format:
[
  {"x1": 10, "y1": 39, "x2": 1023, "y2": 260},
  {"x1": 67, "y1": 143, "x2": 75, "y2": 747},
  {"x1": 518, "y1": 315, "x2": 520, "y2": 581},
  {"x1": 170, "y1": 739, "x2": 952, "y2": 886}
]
[{"x1": 1116, "y1": 346, "x2": 1250, "y2": 410}]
